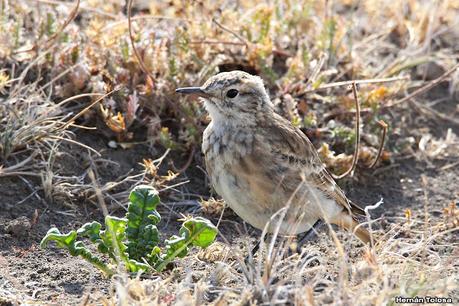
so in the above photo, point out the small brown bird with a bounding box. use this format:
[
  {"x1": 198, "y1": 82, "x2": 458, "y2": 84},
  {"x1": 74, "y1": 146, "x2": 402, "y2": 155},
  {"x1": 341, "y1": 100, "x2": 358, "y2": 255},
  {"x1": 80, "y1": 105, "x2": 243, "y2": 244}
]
[{"x1": 176, "y1": 71, "x2": 371, "y2": 244}]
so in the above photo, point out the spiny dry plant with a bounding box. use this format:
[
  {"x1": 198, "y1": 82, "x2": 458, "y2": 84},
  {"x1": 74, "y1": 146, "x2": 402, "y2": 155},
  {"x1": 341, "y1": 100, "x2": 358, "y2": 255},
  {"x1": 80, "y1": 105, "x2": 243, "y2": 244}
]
[{"x1": 1, "y1": 0, "x2": 458, "y2": 304}]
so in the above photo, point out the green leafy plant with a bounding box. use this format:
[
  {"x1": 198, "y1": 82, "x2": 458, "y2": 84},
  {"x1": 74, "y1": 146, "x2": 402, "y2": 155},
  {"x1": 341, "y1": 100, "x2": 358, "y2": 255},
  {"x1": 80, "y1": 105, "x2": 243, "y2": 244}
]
[
  {"x1": 331, "y1": 126, "x2": 356, "y2": 151},
  {"x1": 41, "y1": 185, "x2": 218, "y2": 276}
]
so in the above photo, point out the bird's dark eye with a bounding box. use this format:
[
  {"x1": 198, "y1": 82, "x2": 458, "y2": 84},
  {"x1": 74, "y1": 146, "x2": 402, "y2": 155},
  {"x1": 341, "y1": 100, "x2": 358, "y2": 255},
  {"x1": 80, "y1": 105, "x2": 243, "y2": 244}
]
[{"x1": 226, "y1": 89, "x2": 239, "y2": 98}]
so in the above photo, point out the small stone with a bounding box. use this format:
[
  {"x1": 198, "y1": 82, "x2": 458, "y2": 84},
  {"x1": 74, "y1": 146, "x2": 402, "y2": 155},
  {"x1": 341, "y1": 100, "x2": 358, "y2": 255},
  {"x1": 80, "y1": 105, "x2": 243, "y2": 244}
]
[
  {"x1": 6, "y1": 216, "x2": 31, "y2": 238},
  {"x1": 416, "y1": 61, "x2": 446, "y2": 80},
  {"x1": 108, "y1": 140, "x2": 118, "y2": 149}
]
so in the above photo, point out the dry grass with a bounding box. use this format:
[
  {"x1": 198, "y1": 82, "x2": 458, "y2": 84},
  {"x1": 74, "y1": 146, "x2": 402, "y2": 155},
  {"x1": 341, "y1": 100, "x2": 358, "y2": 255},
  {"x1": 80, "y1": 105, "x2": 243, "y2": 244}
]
[
  {"x1": 1, "y1": 0, "x2": 459, "y2": 304},
  {"x1": 105, "y1": 207, "x2": 458, "y2": 305},
  {"x1": 2, "y1": 0, "x2": 458, "y2": 168}
]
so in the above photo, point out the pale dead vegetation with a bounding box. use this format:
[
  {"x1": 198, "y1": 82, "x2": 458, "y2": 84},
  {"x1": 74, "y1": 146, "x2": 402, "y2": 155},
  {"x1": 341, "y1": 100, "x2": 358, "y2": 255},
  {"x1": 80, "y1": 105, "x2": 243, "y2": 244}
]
[{"x1": 103, "y1": 209, "x2": 458, "y2": 305}]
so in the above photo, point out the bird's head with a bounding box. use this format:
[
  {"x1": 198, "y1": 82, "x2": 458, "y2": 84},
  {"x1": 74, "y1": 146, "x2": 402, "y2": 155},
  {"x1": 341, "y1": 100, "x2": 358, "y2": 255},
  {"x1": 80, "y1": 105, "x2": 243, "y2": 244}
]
[{"x1": 176, "y1": 71, "x2": 272, "y2": 123}]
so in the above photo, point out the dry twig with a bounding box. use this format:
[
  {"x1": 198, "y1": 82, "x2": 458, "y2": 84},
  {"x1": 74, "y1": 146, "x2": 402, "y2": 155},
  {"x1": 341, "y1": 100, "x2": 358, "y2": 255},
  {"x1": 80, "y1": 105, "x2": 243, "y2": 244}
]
[
  {"x1": 127, "y1": 0, "x2": 156, "y2": 80},
  {"x1": 170, "y1": 146, "x2": 196, "y2": 173},
  {"x1": 13, "y1": 0, "x2": 80, "y2": 55},
  {"x1": 212, "y1": 18, "x2": 249, "y2": 48},
  {"x1": 369, "y1": 120, "x2": 388, "y2": 168},
  {"x1": 323, "y1": 64, "x2": 458, "y2": 121},
  {"x1": 332, "y1": 82, "x2": 360, "y2": 179},
  {"x1": 383, "y1": 62, "x2": 459, "y2": 109},
  {"x1": 301, "y1": 75, "x2": 409, "y2": 94},
  {"x1": 59, "y1": 88, "x2": 119, "y2": 131}
]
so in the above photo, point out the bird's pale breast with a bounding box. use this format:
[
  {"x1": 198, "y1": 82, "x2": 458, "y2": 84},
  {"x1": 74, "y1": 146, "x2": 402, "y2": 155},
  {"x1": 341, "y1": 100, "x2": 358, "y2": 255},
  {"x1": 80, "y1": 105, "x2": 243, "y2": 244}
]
[{"x1": 202, "y1": 121, "x2": 342, "y2": 234}]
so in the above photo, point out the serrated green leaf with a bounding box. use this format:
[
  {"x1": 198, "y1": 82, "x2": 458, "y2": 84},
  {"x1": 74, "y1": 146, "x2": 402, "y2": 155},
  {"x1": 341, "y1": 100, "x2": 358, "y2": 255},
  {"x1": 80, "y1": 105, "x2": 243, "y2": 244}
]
[
  {"x1": 40, "y1": 228, "x2": 78, "y2": 254},
  {"x1": 77, "y1": 221, "x2": 102, "y2": 242},
  {"x1": 165, "y1": 235, "x2": 189, "y2": 258},
  {"x1": 180, "y1": 217, "x2": 218, "y2": 248},
  {"x1": 156, "y1": 217, "x2": 218, "y2": 272},
  {"x1": 100, "y1": 216, "x2": 128, "y2": 262},
  {"x1": 41, "y1": 186, "x2": 216, "y2": 275},
  {"x1": 77, "y1": 221, "x2": 110, "y2": 255},
  {"x1": 126, "y1": 185, "x2": 161, "y2": 261},
  {"x1": 40, "y1": 228, "x2": 113, "y2": 276}
]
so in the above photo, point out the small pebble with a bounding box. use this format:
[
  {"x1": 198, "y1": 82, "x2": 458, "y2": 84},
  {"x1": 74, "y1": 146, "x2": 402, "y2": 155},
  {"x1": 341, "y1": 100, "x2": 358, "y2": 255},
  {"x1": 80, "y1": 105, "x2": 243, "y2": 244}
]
[{"x1": 6, "y1": 216, "x2": 31, "y2": 238}]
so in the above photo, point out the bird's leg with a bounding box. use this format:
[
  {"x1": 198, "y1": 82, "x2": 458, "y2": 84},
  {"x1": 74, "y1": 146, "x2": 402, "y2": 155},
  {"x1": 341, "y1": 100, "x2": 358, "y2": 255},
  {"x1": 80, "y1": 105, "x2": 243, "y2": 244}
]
[
  {"x1": 245, "y1": 234, "x2": 269, "y2": 263},
  {"x1": 295, "y1": 219, "x2": 324, "y2": 252},
  {"x1": 250, "y1": 240, "x2": 261, "y2": 256}
]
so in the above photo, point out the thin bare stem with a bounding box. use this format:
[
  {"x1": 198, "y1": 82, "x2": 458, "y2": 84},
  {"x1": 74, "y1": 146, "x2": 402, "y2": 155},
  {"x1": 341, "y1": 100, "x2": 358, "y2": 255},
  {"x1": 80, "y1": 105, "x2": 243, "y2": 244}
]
[
  {"x1": 0, "y1": 171, "x2": 42, "y2": 177},
  {"x1": 170, "y1": 146, "x2": 196, "y2": 173},
  {"x1": 54, "y1": 92, "x2": 105, "y2": 108},
  {"x1": 189, "y1": 40, "x2": 246, "y2": 46},
  {"x1": 127, "y1": 0, "x2": 155, "y2": 80},
  {"x1": 14, "y1": 0, "x2": 80, "y2": 55},
  {"x1": 304, "y1": 54, "x2": 326, "y2": 89},
  {"x1": 43, "y1": 0, "x2": 80, "y2": 49},
  {"x1": 332, "y1": 82, "x2": 360, "y2": 179},
  {"x1": 36, "y1": 0, "x2": 117, "y2": 19},
  {"x1": 46, "y1": 135, "x2": 101, "y2": 156},
  {"x1": 364, "y1": 198, "x2": 384, "y2": 247},
  {"x1": 101, "y1": 15, "x2": 189, "y2": 31},
  {"x1": 59, "y1": 88, "x2": 119, "y2": 131},
  {"x1": 88, "y1": 166, "x2": 108, "y2": 216},
  {"x1": 40, "y1": 63, "x2": 81, "y2": 91},
  {"x1": 0, "y1": 152, "x2": 37, "y2": 172},
  {"x1": 323, "y1": 65, "x2": 458, "y2": 120},
  {"x1": 383, "y1": 63, "x2": 459, "y2": 109},
  {"x1": 369, "y1": 120, "x2": 388, "y2": 168},
  {"x1": 301, "y1": 75, "x2": 409, "y2": 94},
  {"x1": 212, "y1": 18, "x2": 249, "y2": 48}
]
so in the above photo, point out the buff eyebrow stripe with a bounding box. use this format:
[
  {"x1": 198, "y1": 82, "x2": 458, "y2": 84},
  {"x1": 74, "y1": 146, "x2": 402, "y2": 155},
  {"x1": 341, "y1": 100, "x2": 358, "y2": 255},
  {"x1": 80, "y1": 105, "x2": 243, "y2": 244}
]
[{"x1": 214, "y1": 78, "x2": 241, "y2": 87}]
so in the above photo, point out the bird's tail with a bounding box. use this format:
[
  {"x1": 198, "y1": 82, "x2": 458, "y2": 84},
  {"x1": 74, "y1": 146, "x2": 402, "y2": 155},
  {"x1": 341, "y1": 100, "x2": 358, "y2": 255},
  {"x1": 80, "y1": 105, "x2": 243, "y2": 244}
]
[{"x1": 330, "y1": 212, "x2": 373, "y2": 245}]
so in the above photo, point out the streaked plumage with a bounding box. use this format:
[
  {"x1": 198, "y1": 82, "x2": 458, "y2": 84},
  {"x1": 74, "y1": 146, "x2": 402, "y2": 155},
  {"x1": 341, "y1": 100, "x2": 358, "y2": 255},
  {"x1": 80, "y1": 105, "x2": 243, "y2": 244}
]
[{"x1": 176, "y1": 71, "x2": 371, "y2": 244}]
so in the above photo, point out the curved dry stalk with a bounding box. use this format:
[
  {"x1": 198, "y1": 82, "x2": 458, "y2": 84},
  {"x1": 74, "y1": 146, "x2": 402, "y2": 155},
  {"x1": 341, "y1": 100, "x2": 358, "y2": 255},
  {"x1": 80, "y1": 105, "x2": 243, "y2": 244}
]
[
  {"x1": 170, "y1": 146, "x2": 196, "y2": 173},
  {"x1": 332, "y1": 82, "x2": 360, "y2": 179},
  {"x1": 46, "y1": 135, "x2": 101, "y2": 156},
  {"x1": 304, "y1": 54, "x2": 326, "y2": 89},
  {"x1": 0, "y1": 153, "x2": 37, "y2": 175},
  {"x1": 10, "y1": 51, "x2": 52, "y2": 97},
  {"x1": 127, "y1": 0, "x2": 155, "y2": 80},
  {"x1": 0, "y1": 171, "x2": 42, "y2": 177},
  {"x1": 101, "y1": 15, "x2": 190, "y2": 31},
  {"x1": 369, "y1": 120, "x2": 388, "y2": 168},
  {"x1": 40, "y1": 63, "x2": 81, "y2": 91},
  {"x1": 54, "y1": 92, "x2": 106, "y2": 108},
  {"x1": 13, "y1": 0, "x2": 80, "y2": 55},
  {"x1": 43, "y1": 0, "x2": 80, "y2": 49},
  {"x1": 364, "y1": 198, "x2": 384, "y2": 247},
  {"x1": 322, "y1": 64, "x2": 458, "y2": 121}
]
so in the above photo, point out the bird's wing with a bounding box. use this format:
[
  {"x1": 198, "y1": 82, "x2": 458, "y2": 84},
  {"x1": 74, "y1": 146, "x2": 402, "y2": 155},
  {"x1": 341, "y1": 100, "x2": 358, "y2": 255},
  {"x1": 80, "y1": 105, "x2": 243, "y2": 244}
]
[{"x1": 259, "y1": 113, "x2": 365, "y2": 217}]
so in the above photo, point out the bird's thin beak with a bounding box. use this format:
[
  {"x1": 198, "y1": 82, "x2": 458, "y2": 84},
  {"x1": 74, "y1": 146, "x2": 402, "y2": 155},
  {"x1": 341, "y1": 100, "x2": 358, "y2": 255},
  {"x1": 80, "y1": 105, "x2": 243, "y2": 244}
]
[{"x1": 175, "y1": 87, "x2": 207, "y2": 96}]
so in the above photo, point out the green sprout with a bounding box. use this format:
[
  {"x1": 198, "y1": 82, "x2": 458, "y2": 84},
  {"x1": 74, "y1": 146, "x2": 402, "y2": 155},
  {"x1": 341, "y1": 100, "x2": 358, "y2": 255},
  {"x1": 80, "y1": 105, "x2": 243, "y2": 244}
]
[{"x1": 41, "y1": 185, "x2": 218, "y2": 276}]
